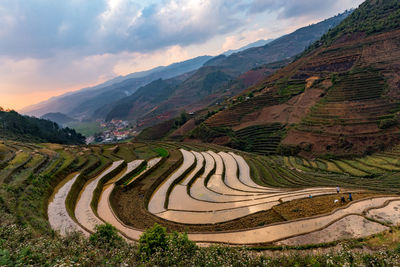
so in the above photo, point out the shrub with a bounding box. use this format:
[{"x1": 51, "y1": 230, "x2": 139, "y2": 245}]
[
  {"x1": 189, "y1": 123, "x2": 232, "y2": 142},
  {"x1": 155, "y1": 148, "x2": 168, "y2": 157},
  {"x1": 277, "y1": 144, "x2": 300, "y2": 156},
  {"x1": 138, "y1": 224, "x2": 198, "y2": 263},
  {"x1": 378, "y1": 118, "x2": 397, "y2": 129},
  {"x1": 137, "y1": 223, "x2": 168, "y2": 260},
  {"x1": 89, "y1": 224, "x2": 124, "y2": 248},
  {"x1": 163, "y1": 232, "x2": 197, "y2": 265}
]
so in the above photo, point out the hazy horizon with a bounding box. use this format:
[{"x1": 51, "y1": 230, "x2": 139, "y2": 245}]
[{"x1": 0, "y1": 0, "x2": 364, "y2": 111}]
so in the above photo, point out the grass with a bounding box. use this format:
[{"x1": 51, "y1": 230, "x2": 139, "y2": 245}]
[
  {"x1": 66, "y1": 121, "x2": 103, "y2": 137},
  {"x1": 155, "y1": 147, "x2": 169, "y2": 157},
  {"x1": 333, "y1": 160, "x2": 369, "y2": 177},
  {"x1": 5, "y1": 152, "x2": 30, "y2": 169}
]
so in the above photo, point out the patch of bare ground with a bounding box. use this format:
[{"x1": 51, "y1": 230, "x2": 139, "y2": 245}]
[
  {"x1": 273, "y1": 193, "x2": 382, "y2": 221},
  {"x1": 233, "y1": 88, "x2": 323, "y2": 131},
  {"x1": 170, "y1": 118, "x2": 197, "y2": 137},
  {"x1": 283, "y1": 129, "x2": 399, "y2": 155}
]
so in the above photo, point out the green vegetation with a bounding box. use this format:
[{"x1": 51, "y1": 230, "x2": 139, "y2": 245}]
[
  {"x1": 233, "y1": 123, "x2": 285, "y2": 155},
  {"x1": 155, "y1": 147, "x2": 169, "y2": 157},
  {"x1": 322, "y1": 0, "x2": 400, "y2": 44},
  {"x1": 301, "y1": 0, "x2": 400, "y2": 56},
  {"x1": 89, "y1": 223, "x2": 124, "y2": 247},
  {"x1": 138, "y1": 223, "x2": 168, "y2": 259},
  {"x1": 378, "y1": 118, "x2": 398, "y2": 129},
  {"x1": 324, "y1": 69, "x2": 385, "y2": 102},
  {"x1": 0, "y1": 109, "x2": 85, "y2": 144},
  {"x1": 189, "y1": 123, "x2": 233, "y2": 142},
  {"x1": 276, "y1": 79, "x2": 306, "y2": 99},
  {"x1": 67, "y1": 121, "x2": 103, "y2": 137},
  {"x1": 2, "y1": 141, "x2": 400, "y2": 265}
]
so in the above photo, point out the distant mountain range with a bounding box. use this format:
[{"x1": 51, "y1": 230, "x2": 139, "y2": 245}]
[
  {"x1": 41, "y1": 112, "x2": 77, "y2": 126},
  {"x1": 21, "y1": 56, "x2": 213, "y2": 118},
  {"x1": 21, "y1": 38, "x2": 281, "y2": 120},
  {"x1": 104, "y1": 11, "x2": 351, "y2": 126},
  {"x1": 21, "y1": 10, "x2": 351, "y2": 140},
  {"x1": 222, "y1": 39, "x2": 274, "y2": 56}
]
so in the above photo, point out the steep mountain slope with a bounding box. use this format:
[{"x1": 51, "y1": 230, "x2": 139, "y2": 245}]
[
  {"x1": 41, "y1": 112, "x2": 76, "y2": 126},
  {"x1": 198, "y1": 0, "x2": 400, "y2": 156},
  {"x1": 0, "y1": 109, "x2": 85, "y2": 144},
  {"x1": 106, "y1": 12, "x2": 350, "y2": 125},
  {"x1": 21, "y1": 56, "x2": 212, "y2": 118},
  {"x1": 223, "y1": 39, "x2": 274, "y2": 56}
]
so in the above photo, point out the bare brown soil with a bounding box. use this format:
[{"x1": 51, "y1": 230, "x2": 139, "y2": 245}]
[
  {"x1": 234, "y1": 88, "x2": 323, "y2": 130},
  {"x1": 274, "y1": 193, "x2": 381, "y2": 221},
  {"x1": 170, "y1": 119, "x2": 197, "y2": 137},
  {"x1": 204, "y1": 29, "x2": 400, "y2": 155},
  {"x1": 283, "y1": 129, "x2": 399, "y2": 155}
]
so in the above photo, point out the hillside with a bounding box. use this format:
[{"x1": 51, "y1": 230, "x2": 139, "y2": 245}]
[
  {"x1": 0, "y1": 109, "x2": 85, "y2": 144},
  {"x1": 105, "y1": 12, "x2": 350, "y2": 126},
  {"x1": 21, "y1": 56, "x2": 212, "y2": 119},
  {"x1": 222, "y1": 38, "x2": 274, "y2": 56},
  {"x1": 41, "y1": 112, "x2": 76, "y2": 126},
  {"x1": 3, "y1": 139, "x2": 400, "y2": 265},
  {"x1": 185, "y1": 0, "x2": 400, "y2": 156}
]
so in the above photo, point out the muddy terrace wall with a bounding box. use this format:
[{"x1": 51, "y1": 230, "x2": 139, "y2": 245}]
[
  {"x1": 115, "y1": 160, "x2": 146, "y2": 186},
  {"x1": 90, "y1": 161, "x2": 127, "y2": 217},
  {"x1": 186, "y1": 159, "x2": 210, "y2": 195},
  {"x1": 65, "y1": 157, "x2": 109, "y2": 222},
  {"x1": 43, "y1": 156, "x2": 81, "y2": 220},
  {"x1": 164, "y1": 155, "x2": 196, "y2": 209}
]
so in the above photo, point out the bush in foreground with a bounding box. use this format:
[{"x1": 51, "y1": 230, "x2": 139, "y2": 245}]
[
  {"x1": 138, "y1": 223, "x2": 197, "y2": 263},
  {"x1": 2, "y1": 218, "x2": 400, "y2": 266},
  {"x1": 89, "y1": 223, "x2": 124, "y2": 248}
]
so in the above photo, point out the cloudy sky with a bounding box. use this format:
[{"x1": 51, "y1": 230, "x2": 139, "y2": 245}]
[{"x1": 0, "y1": 0, "x2": 364, "y2": 110}]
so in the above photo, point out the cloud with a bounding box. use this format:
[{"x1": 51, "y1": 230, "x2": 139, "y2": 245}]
[
  {"x1": 0, "y1": 0, "x2": 365, "y2": 111},
  {"x1": 248, "y1": 0, "x2": 362, "y2": 19},
  {"x1": 0, "y1": 0, "x2": 363, "y2": 59},
  {"x1": 0, "y1": 0, "x2": 246, "y2": 59}
]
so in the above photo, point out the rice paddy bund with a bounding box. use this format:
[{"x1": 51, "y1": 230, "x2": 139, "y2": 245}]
[{"x1": 2, "y1": 140, "x2": 400, "y2": 247}]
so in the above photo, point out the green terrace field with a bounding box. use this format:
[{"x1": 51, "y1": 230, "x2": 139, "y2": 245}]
[{"x1": 2, "y1": 139, "x2": 400, "y2": 265}]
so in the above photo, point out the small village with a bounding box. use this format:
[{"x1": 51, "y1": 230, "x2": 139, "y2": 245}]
[{"x1": 87, "y1": 119, "x2": 137, "y2": 144}]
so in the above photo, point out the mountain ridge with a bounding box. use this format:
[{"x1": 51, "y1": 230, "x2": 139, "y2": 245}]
[
  {"x1": 188, "y1": 0, "x2": 400, "y2": 156},
  {"x1": 21, "y1": 55, "x2": 213, "y2": 118},
  {"x1": 105, "y1": 11, "x2": 351, "y2": 126}
]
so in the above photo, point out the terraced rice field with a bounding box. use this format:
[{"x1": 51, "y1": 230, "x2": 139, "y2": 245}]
[
  {"x1": 2, "y1": 140, "x2": 400, "y2": 247},
  {"x1": 34, "y1": 142, "x2": 400, "y2": 246}
]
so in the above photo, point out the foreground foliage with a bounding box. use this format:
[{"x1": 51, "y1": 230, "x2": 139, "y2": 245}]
[{"x1": 1, "y1": 217, "x2": 400, "y2": 266}]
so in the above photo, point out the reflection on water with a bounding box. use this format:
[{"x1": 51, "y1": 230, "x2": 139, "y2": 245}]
[
  {"x1": 148, "y1": 149, "x2": 195, "y2": 213},
  {"x1": 367, "y1": 200, "x2": 400, "y2": 225},
  {"x1": 75, "y1": 161, "x2": 123, "y2": 232},
  {"x1": 219, "y1": 152, "x2": 270, "y2": 193},
  {"x1": 188, "y1": 197, "x2": 400, "y2": 244},
  {"x1": 158, "y1": 201, "x2": 279, "y2": 224},
  {"x1": 277, "y1": 214, "x2": 388, "y2": 245},
  {"x1": 180, "y1": 151, "x2": 204, "y2": 185},
  {"x1": 48, "y1": 172, "x2": 88, "y2": 236}
]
